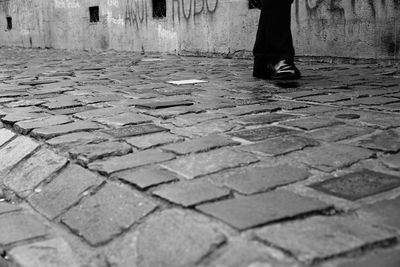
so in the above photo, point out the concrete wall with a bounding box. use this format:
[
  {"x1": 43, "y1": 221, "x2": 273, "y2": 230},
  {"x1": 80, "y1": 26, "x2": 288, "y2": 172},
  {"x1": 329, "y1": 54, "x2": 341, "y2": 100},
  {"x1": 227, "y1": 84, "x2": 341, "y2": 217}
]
[{"x1": 0, "y1": 0, "x2": 399, "y2": 60}]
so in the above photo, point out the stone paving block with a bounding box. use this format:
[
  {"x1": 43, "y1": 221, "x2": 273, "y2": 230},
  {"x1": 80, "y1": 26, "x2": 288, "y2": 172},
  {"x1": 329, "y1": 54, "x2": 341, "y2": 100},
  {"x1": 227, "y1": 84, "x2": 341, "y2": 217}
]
[
  {"x1": 88, "y1": 149, "x2": 175, "y2": 175},
  {"x1": 0, "y1": 136, "x2": 39, "y2": 174},
  {"x1": 197, "y1": 190, "x2": 331, "y2": 230},
  {"x1": 162, "y1": 135, "x2": 239, "y2": 155},
  {"x1": 291, "y1": 144, "x2": 374, "y2": 172},
  {"x1": 162, "y1": 148, "x2": 259, "y2": 179},
  {"x1": 381, "y1": 153, "x2": 400, "y2": 170},
  {"x1": 297, "y1": 94, "x2": 351, "y2": 103},
  {"x1": 5, "y1": 99, "x2": 46, "y2": 108},
  {"x1": 302, "y1": 125, "x2": 374, "y2": 142},
  {"x1": 102, "y1": 123, "x2": 168, "y2": 138},
  {"x1": 18, "y1": 79, "x2": 59, "y2": 86},
  {"x1": 211, "y1": 164, "x2": 311, "y2": 195},
  {"x1": 9, "y1": 238, "x2": 82, "y2": 267},
  {"x1": 281, "y1": 117, "x2": 344, "y2": 130},
  {"x1": 0, "y1": 202, "x2": 21, "y2": 215},
  {"x1": 0, "y1": 129, "x2": 15, "y2": 147},
  {"x1": 61, "y1": 183, "x2": 157, "y2": 246},
  {"x1": 0, "y1": 213, "x2": 48, "y2": 246},
  {"x1": 50, "y1": 105, "x2": 97, "y2": 116},
  {"x1": 135, "y1": 209, "x2": 225, "y2": 267},
  {"x1": 239, "y1": 135, "x2": 318, "y2": 156},
  {"x1": 46, "y1": 132, "x2": 108, "y2": 146},
  {"x1": 355, "y1": 130, "x2": 400, "y2": 152},
  {"x1": 126, "y1": 132, "x2": 183, "y2": 149},
  {"x1": 28, "y1": 164, "x2": 103, "y2": 219},
  {"x1": 94, "y1": 112, "x2": 153, "y2": 127},
  {"x1": 171, "y1": 112, "x2": 227, "y2": 127},
  {"x1": 336, "y1": 249, "x2": 400, "y2": 267},
  {"x1": 229, "y1": 126, "x2": 301, "y2": 142},
  {"x1": 235, "y1": 113, "x2": 298, "y2": 126},
  {"x1": 136, "y1": 100, "x2": 194, "y2": 109},
  {"x1": 113, "y1": 167, "x2": 178, "y2": 189},
  {"x1": 1, "y1": 112, "x2": 48, "y2": 124},
  {"x1": 69, "y1": 141, "x2": 132, "y2": 164},
  {"x1": 255, "y1": 215, "x2": 397, "y2": 263},
  {"x1": 153, "y1": 179, "x2": 230, "y2": 207},
  {"x1": 3, "y1": 148, "x2": 67, "y2": 197},
  {"x1": 287, "y1": 105, "x2": 339, "y2": 115},
  {"x1": 14, "y1": 115, "x2": 73, "y2": 134},
  {"x1": 42, "y1": 97, "x2": 82, "y2": 110},
  {"x1": 73, "y1": 107, "x2": 127, "y2": 120},
  {"x1": 354, "y1": 96, "x2": 399, "y2": 106},
  {"x1": 359, "y1": 196, "x2": 400, "y2": 229},
  {"x1": 310, "y1": 169, "x2": 400, "y2": 201},
  {"x1": 31, "y1": 121, "x2": 101, "y2": 139}
]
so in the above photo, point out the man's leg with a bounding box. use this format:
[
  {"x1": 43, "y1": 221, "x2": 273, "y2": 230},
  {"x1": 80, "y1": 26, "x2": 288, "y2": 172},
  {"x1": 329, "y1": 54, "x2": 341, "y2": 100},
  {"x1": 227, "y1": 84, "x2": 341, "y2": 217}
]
[{"x1": 253, "y1": 0, "x2": 300, "y2": 79}]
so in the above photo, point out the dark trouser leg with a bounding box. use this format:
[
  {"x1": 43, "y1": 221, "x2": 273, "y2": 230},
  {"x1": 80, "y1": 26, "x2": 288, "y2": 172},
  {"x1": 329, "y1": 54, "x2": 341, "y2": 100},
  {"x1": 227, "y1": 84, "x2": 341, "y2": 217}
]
[{"x1": 253, "y1": 0, "x2": 295, "y2": 63}]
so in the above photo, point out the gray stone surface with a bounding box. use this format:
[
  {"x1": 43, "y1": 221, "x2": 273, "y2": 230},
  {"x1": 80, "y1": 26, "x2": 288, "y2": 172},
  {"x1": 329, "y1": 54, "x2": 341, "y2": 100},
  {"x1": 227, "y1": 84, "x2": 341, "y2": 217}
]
[
  {"x1": 162, "y1": 148, "x2": 259, "y2": 179},
  {"x1": 239, "y1": 135, "x2": 318, "y2": 156},
  {"x1": 255, "y1": 215, "x2": 397, "y2": 263},
  {"x1": 291, "y1": 144, "x2": 374, "y2": 172},
  {"x1": 0, "y1": 128, "x2": 15, "y2": 147},
  {"x1": 0, "y1": 213, "x2": 48, "y2": 246},
  {"x1": 113, "y1": 167, "x2": 178, "y2": 189},
  {"x1": 61, "y1": 183, "x2": 157, "y2": 245},
  {"x1": 45, "y1": 132, "x2": 107, "y2": 146},
  {"x1": 337, "y1": 249, "x2": 400, "y2": 267},
  {"x1": 14, "y1": 115, "x2": 73, "y2": 134},
  {"x1": 381, "y1": 152, "x2": 400, "y2": 170},
  {"x1": 229, "y1": 126, "x2": 301, "y2": 142},
  {"x1": 94, "y1": 112, "x2": 152, "y2": 127},
  {"x1": 69, "y1": 141, "x2": 132, "y2": 164},
  {"x1": 302, "y1": 125, "x2": 374, "y2": 142},
  {"x1": 28, "y1": 164, "x2": 103, "y2": 219},
  {"x1": 153, "y1": 179, "x2": 230, "y2": 207},
  {"x1": 102, "y1": 123, "x2": 168, "y2": 138},
  {"x1": 360, "y1": 196, "x2": 400, "y2": 229},
  {"x1": 31, "y1": 121, "x2": 101, "y2": 139},
  {"x1": 9, "y1": 238, "x2": 82, "y2": 267},
  {"x1": 236, "y1": 113, "x2": 298, "y2": 126},
  {"x1": 211, "y1": 164, "x2": 311, "y2": 195},
  {"x1": 162, "y1": 135, "x2": 239, "y2": 155},
  {"x1": 126, "y1": 132, "x2": 183, "y2": 149},
  {"x1": 3, "y1": 148, "x2": 67, "y2": 197},
  {"x1": 356, "y1": 130, "x2": 400, "y2": 152},
  {"x1": 0, "y1": 202, "x2": 21, "y2": 215},
  {"x1": 281, "y1": 117, "x2": 344, "y2": 130},
  {"x1": 88, "y1": 149, "x2": 175, "y2": 175},
  {"x1": 197, "y1": 190, "x2": 331, "y2": 230},
  {"x1": 0, "y1": 136, "x2": 39, "y2": 174},
  {"x1": 135, "y1": 209, "x2": 226, "y2": 267}
]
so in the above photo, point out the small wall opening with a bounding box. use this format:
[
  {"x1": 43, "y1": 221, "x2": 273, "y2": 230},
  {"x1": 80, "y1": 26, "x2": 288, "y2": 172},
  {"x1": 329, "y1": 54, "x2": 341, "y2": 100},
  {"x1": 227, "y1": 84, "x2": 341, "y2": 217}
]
[
  {"x1": 89, "y1": 6, "x2": 100, "y2": 23},
  {"x1": 152, "y1": 0, "x2": 166, "y2": 18},
  {"x1": 6, "y1": 16, "x2": 12, "y2": 30},
  {"x1": 248, "y1": 0, "x2": 259, "y2": 9}
]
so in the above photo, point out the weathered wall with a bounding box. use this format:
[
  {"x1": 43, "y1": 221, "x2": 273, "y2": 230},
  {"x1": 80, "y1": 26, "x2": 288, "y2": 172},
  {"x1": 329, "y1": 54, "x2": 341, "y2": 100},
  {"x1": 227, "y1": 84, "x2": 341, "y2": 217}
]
[{"x1": 1, "y1": 0, "x2": 399, "y2": 59}]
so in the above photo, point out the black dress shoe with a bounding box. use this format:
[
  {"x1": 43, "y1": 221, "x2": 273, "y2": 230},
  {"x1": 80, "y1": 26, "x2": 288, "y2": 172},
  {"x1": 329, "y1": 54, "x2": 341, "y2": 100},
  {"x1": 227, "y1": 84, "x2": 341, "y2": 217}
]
[{"x1": 253, "y1": 59, "x2": 301, "y2": 80}]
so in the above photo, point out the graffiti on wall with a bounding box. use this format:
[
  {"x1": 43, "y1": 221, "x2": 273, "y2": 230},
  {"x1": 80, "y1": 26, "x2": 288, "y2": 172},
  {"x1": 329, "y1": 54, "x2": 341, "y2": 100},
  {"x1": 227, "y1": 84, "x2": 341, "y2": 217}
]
[
  {"x1": 171, "y1": 0, "x2": 219, "y2": 23},
  {"x1": 124, "y1": 0, "x2": 148, "y2": 30}
]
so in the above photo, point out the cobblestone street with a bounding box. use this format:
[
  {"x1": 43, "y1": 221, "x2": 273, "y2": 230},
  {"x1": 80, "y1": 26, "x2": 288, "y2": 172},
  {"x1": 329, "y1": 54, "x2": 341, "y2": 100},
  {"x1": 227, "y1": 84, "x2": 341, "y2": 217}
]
[{"x1": 0, "y1": 47, "x2": 399, "y2": 267}]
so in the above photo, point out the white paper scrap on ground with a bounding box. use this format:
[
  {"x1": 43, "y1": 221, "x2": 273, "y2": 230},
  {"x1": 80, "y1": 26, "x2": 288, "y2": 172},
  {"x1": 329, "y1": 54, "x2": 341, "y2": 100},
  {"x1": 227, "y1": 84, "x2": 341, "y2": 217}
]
[
  {"x1": 141, "y1": 58, "x2": 166, "y2": 62},
  {"x1": 167, "y1": 79, "x2": 208, "y2": 85}
]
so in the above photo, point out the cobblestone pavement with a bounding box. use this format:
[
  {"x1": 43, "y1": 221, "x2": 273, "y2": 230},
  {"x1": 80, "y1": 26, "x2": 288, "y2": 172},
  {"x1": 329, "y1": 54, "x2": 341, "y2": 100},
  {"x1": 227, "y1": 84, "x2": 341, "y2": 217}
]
[{"x1": 0, "y1": 47, "x2": 399, "y2": 267}]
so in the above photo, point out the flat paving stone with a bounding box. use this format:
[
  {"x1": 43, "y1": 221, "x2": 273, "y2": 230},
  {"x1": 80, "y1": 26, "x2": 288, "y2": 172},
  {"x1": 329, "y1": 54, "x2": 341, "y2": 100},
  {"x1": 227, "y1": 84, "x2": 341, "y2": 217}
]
[
  {"x1": 28, "y1": 164, "x2": 103, "y2": 220},
  {"x1": 309, "y1": 169, "x2": 400, "y2": 201},
  {"x1": 291, "y1": 144, "x2": 374, "y2": 172},
  {"x1": 162, "y1": 148, "x2": 259, "y2": 179},
  {"x1": 381, "y1": 153, "x2": 400, "y2": 170},
  {"x1": 88, "y1": 149, "x2": 175, "y2": 175},
  {"x1": 3, "y1": 148, "x2": 67, "y2": 197},
  {"x1": 239, "y1": 135, "x2": 318, "y2": 156},
  {"x1": 1, "y1": 112, "x2": 48, "y2": 124},
  {"x1": 359, "y1": 196, "x2": 400, "y2": 229},
  {"x1": 302, "y1": 125, "x2": 374, "y2": 142},
  {"x1": 42, "y1": 97, "x2": 82, "y2": 110},
  {"x1": 0, "y1": 136, "x2": 39, "y2": 174},
  {"x1": 45, "y1": 131, "x2": 107, "y2": 146},
  {"x1": 197, "y1": 190, "x2": 332, "y2": 230},
  {"x1": 235, "y1": 113, "x2": 298, "y2": 126},
  {"x1": 126, "y1": 132, "x2": 183, "y2": 149},
  {"x1": 135, "y1": 209, "x2": 225, "y2": 267},
  {"x1": 229, "y1": 126, "x2": 301, "y2": 142},
  {"x1": 135, "y1": 100, "x2": 194, "y2": 109},
  {"x1": 113, "y1": 167, "x2": 178, "y2": 189},
  {"x1": 281, "y1": 117, "x2": 344, "y2": 130},
  {"x1": 336, "y1": 249, "x2": 400, "y2": 267},
  {"x1": 210, "y1": 164, "x2": 311, "y2": 195},
  {"x1": 14, "y1": 115, "x2": 73, "y2": 134},
  {"x1": 50, "y1": 105, "x2": 97, "y2": 115},
  {"x1": 94, "y1": 112, "x2": 153, "y2": 127},
  {"x1": 0, "y1": 202, "x2": 21, "y2": 215},
  {"x1": 0, "y1": 129, "x2": 15, "y2": 147},
  {"x1": 0, "y1": 213, "x2": 48, "y2": 246},
  {"x1": 102, "y1": 123, "x2": 168, "y2": 138},
  {"x1": 9, "y1": 238, "x2": 82, "y2": 267},
  {"x1": 356, "y1": 130, "x2": 400, "y2": 152},
  {"x1": 255, "y1": 215, "x2": 397, "y2": 264},
  {"x1": 162, "y1": 135, "x2": 239, "y2": 155},
  {"x1": 31, "y1": 121, "x2": 101, "y2": 139},
  {"x1": 73, "y1": 107, "x2": 127, "y2": 120},
  {"x1": 69, "y1": 141, "x2": 132, "y2": 164},
  {"x1": 61, "y1": 183, "x2": 157, "y2": 246},
  {"x1": 153, "y1": 179, "x2": 230, "y2": 207}
]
